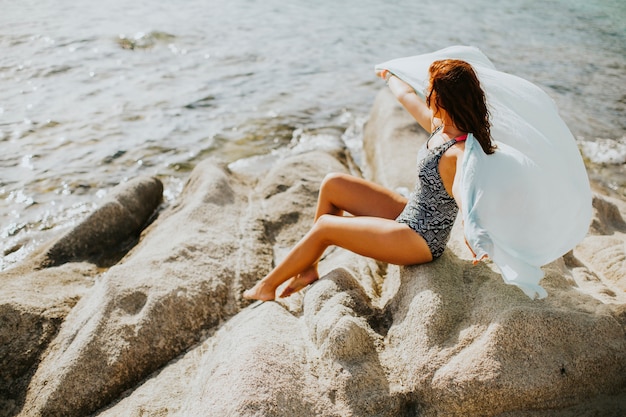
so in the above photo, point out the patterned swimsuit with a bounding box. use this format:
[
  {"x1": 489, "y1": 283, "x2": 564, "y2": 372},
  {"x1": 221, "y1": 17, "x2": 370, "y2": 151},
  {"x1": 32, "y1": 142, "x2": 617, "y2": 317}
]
[{"x1": 396, "y1": 128, "x2": 466, "y2": 259}]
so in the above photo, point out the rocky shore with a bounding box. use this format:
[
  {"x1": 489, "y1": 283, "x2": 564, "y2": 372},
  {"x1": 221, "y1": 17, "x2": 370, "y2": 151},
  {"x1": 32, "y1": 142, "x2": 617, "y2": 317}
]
[{"x1": 1, "y1": 88, "x2": 625, "y2": 416}]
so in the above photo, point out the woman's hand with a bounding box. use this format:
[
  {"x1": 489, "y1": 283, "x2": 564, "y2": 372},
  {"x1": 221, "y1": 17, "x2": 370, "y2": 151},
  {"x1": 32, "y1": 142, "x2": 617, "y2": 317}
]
[
  {"x1": 464, "y1": 236, "x2": 488, "y2": 264},
  {"x1": 375, "y1": 68, "x2": 391, "y2": 81}
]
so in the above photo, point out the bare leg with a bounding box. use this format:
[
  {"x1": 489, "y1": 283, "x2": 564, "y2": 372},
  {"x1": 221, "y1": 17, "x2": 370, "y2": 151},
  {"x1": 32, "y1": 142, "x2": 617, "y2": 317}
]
[
  {"x1": 243, "y1": 214, "x2": 432, "y2": 301},
  {"x1": 280, "y1": 173, "x2": 409, "y2": 296},
  {"x1": 313, "y1": 173, "x2": 408, "y2": 220},
  {"x1": 244, "y1": 173, "x2": 410, "y2": 300}
]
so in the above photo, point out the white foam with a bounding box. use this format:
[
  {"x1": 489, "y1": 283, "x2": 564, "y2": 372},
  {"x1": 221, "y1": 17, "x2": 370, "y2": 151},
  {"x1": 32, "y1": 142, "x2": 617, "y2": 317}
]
[{"x1": 579, "y1": 137, "x2": 626, "y2": 165}]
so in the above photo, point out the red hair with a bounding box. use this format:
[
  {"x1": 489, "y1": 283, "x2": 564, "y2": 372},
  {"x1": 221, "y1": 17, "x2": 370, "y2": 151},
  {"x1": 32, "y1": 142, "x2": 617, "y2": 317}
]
[{"x1": 426, "y1": 59, "x2": 495, "y2": 154}]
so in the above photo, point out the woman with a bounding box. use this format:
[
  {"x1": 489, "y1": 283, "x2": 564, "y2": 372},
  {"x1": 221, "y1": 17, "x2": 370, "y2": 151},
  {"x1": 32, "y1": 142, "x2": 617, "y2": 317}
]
[{"x1": 243, "y1": 59, "x2": 495, "y2": 301}]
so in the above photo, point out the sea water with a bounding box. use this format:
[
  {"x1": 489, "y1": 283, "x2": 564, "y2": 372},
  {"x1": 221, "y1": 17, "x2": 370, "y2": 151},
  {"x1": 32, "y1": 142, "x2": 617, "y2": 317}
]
[{"x1": 1, "y1": 0, "x2": 625, "y2": 270}]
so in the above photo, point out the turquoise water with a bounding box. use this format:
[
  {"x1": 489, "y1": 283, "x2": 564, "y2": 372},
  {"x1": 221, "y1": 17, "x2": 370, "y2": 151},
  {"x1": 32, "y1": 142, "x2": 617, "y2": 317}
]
[{"x1": 1, "y1": 0, "x2": 625, "y2": 269}]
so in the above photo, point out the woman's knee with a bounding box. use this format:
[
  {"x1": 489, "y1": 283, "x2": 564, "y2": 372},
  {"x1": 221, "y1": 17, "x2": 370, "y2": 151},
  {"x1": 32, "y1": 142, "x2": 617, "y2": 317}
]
[
  {"x1": 320, "y1": 172, "x2": 352, "y2": 195},
  {"x1": 311, "y1": 214, "x2": 336, "y2": 244},
  {"x1": 313, "y1": 213, "x2": 333, "y2": 230}
]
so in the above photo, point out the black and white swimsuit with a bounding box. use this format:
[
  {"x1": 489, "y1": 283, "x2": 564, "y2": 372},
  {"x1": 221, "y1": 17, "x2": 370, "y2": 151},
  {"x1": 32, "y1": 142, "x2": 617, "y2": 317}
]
[{"x1": 396, "y1": 127, "x2": 466, "y2": 259}]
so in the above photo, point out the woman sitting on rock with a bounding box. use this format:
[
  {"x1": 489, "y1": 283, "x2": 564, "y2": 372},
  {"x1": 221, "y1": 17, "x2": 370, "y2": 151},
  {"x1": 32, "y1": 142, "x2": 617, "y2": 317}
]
[{"x1": 243, "y1": 59, "x2": 495, "y2": 301}]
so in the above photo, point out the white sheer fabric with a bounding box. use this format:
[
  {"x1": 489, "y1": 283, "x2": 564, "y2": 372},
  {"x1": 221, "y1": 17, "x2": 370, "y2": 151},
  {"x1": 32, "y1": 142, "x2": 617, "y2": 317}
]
[{"x1": 376, "y1": 46, "x2": 592, "y2": 299}]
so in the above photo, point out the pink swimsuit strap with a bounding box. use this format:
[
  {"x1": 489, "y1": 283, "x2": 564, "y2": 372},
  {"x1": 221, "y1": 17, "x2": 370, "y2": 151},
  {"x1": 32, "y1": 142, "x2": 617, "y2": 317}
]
[{"x1": 455, "y1": 134, "x2": 468, "y2": 142}]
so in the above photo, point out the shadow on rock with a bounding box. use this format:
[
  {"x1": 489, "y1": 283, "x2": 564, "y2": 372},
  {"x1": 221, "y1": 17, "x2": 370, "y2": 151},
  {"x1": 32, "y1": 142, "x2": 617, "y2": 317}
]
[{"x1": 37, "y1": 176, "x2": 163, "y2": 268}]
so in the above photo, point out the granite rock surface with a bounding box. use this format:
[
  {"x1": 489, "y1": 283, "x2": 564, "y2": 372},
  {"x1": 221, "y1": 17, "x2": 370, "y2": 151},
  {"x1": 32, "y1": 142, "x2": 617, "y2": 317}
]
[{"x1": 2, "y1": 89, "x2": 625, "y2": 417}]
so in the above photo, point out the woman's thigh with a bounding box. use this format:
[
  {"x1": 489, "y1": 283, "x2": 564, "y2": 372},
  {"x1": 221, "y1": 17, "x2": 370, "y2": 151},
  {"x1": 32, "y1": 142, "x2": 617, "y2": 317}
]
[
  {"x1": 319, "y1": 173, "x2": 408, "y2": 220},
  {"x1": 315, "y1": 214, "x2": 433, "y2": 265}
]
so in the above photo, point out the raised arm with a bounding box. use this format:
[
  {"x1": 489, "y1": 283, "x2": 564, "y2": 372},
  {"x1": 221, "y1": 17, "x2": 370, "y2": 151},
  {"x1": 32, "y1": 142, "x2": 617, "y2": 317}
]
[{"x1": 376, "y1": 69, "x2": 433, "y2": 133}]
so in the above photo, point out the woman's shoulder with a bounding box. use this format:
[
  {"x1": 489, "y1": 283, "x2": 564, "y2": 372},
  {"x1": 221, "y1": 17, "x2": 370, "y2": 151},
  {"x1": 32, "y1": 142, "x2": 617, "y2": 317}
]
[
  {"x1": 429, "y1": 134, "x2": 466, "y2": 152},
  {"x1": 439, "y1": 139, "x2": 465, "y2": 169}
]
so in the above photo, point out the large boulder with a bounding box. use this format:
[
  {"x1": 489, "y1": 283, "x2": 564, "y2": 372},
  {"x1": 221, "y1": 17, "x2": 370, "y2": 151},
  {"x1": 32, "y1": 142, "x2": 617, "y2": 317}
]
[{"x1": 365, "y1": 89, "x2": 626, "y2": 415}]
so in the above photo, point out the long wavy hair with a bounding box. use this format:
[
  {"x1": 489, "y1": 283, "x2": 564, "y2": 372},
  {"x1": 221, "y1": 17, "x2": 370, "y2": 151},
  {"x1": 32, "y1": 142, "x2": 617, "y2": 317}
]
[{"x1": 426, "y1": 59, "x2": 495, "y2": 154}]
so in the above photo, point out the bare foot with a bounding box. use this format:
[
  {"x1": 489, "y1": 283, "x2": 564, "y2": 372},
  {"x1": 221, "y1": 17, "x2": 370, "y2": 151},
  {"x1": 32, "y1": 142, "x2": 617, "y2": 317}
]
[
  {"x1": 279, "y1": 267, "x2": 319, "y2": 298},
  {"x1": 243, "y1": 281, "x2": 277, "y2": 301}
]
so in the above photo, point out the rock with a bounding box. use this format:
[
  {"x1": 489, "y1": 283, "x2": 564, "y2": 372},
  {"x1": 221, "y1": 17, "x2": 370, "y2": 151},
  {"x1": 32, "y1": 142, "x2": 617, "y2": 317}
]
[
  {"x1": 589, "y1": 194, "x2": 626, "y2": 235},
  {"x1": 0, "y1": 300, "x2": 64, "y2": 415},
  {"x1": 17, "y1": 149, "x2": 348, "y2": 417},
  {"x1": 38, "y1": 176, "x2": 164, "y2": 268},
  {"x1": 363, "y1": 89, "x2": 626, "y2": 415},
  {"x1": 0, "y1": 179, "x2": 163, "y2": 417},
  {"x1": 17, "y1": 162, "x2": 261, "y2": 416},
  {"x1": 4, "y1": 88, "x2": 626, "y2": 417},
  {"x1": 177, "y1": 301, "x2": 323, "y2": 416},
  {"x1": 380, "y1": 253, "x2": 626, "y2": 416}
]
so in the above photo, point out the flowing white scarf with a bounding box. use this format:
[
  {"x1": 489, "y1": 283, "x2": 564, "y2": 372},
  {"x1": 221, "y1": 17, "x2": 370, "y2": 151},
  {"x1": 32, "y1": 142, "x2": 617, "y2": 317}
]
[{"x1": 376, "y1": 46, "x2": 592, "y2": 299}]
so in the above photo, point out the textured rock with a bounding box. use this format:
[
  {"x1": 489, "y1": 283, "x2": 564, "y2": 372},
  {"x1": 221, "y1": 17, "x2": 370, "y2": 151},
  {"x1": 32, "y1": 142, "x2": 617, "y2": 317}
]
[
  {"x1": 4, "y1": 88, "x2": 626, "y2": 417},
  {"x1": 38, "y1": 176, "x2": 163, "y2": 267},
  {"x1": 364, "y1": 89, "x2": 626, "y2": 416},
  {"x1": 18, "y1": 162, "x2": 264, "y2": 416},
  {"x1": 0, "y1": 177, "x2": 162, "y2": 416}
]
